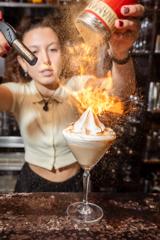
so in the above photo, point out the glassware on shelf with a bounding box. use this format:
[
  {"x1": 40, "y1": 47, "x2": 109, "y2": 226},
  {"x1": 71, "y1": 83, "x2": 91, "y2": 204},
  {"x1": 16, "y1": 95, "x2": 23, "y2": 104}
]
[
  {"x1": 152, "y1": 171, "x2": 160, "y2": 192},
  {"x1": 122, "y1": 163, "x2": 132, "y2": 183},
  {"x1": 155, "y1": 35, "x2": 160, "y2": 53},
  {"x1": 147, "y1": 81, "x2": 160, "y2": 112},
  {"x1": 133, "y1": 16, "x2": 153, "y2": 53},
  {"x1": 143, "y1": 129, "x2": 160, "y2": 164},
  {"x1": 0, "y1": 112, "x2": 20, "y2": 136}
]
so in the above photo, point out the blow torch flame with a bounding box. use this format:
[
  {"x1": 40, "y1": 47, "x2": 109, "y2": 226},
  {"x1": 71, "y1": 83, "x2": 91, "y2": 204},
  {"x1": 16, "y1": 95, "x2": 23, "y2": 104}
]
[{"x1": 73, "y1": 71, "x2": 124, "y2": 116}]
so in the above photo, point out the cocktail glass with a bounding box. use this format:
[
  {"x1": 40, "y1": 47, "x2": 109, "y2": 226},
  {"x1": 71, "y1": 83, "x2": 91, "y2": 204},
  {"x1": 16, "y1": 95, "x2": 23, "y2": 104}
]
[{"x1": 63, "y1": 128, "x2": 115, "y2": 223}]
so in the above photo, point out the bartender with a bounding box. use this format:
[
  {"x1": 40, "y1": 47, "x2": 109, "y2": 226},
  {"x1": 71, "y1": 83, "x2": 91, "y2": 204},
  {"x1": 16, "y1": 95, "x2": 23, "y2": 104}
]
[{"x1": 0, "y1": 3, "x2": 144, "y2": 193}]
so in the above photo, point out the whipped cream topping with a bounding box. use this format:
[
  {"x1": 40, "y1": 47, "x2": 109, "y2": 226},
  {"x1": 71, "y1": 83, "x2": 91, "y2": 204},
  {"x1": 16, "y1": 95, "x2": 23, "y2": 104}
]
[{"x1": 73, "y1": 107, "x2": 105, "y2": 135}]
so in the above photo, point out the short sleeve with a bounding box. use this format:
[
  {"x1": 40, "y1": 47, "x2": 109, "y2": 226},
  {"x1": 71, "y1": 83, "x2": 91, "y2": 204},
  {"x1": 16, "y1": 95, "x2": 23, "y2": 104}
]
[{"x1": 1, "y1": 82, "x2": 25, "y2": 114}]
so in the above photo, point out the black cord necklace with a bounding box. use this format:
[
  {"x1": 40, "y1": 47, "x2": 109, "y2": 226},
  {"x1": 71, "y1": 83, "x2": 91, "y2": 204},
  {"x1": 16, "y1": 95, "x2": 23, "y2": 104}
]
[
  {"x1": 43, "y1": 99, "x2": 49, "y2": 111},
  {"x1": 36, "y1": 87, "x2": 52, "y2": 112}
]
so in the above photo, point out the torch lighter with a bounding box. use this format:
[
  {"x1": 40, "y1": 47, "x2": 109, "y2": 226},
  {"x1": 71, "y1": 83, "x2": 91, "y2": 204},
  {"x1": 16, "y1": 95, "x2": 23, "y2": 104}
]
[{"x1": 0, "y1": 21, "x2": 37, "y2": 66}]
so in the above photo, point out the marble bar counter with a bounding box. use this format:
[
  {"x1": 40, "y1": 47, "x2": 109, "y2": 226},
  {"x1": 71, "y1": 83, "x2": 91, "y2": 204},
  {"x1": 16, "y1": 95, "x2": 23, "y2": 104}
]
[{"x1": 0, "y1": 192, "x2": 160, "y2": 240}]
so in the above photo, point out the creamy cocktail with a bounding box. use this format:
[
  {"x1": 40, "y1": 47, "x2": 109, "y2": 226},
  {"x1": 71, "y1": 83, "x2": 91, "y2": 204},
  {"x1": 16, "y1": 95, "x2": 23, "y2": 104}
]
[
  {"x1": 63, "y1": 107, "x2": 116, "y2": 170},
  {"x1": 63, "y1": 107, "x2": 116, "y2": 223}
]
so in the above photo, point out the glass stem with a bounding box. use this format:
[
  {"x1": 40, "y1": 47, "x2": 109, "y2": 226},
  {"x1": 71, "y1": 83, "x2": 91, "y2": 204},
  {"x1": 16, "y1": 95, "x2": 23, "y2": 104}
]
[{"x1": 83, "y1": 170, "x2": 90, "y2": 205}]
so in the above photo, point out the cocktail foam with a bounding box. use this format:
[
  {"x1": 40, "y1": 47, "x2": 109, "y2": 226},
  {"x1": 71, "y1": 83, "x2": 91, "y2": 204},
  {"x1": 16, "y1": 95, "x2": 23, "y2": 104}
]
[{"x1": 63, "y1": 107, "x2": 116, "y2": 170}]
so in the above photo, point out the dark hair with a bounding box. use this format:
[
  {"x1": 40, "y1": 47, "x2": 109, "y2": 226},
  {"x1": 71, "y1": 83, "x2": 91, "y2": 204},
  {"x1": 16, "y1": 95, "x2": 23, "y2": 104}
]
[
  {"x1": 5, "y1": 8, "x2": 79, "y2": 83},
  {"x1": 17, "y1": 15, "x2": 68, "y2": 49}
]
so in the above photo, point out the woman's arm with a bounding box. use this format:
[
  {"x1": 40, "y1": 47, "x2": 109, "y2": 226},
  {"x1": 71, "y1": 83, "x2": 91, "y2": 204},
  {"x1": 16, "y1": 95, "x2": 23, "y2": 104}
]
[
  {"x1": 0, "y1": 86, "x2": 13, "y2": 111},
  {"x1": 109, "y1": 4, "x2": 144, "y2": 99},
  {"x1": 111, "y1": 55, "x2": 136, "y2": 99}
]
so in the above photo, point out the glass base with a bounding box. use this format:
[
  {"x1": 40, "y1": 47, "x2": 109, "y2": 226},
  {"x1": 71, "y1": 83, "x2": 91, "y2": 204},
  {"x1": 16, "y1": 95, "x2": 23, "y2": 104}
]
[{"x1": 67, "y1": 201, "x2": 103, "y2": 224}]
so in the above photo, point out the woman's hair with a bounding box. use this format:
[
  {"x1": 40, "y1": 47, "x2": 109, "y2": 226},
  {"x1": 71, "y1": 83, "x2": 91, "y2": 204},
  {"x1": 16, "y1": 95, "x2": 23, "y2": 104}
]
[{"x1": 4, "y1": 8, "x2": 79, "y2": 83}]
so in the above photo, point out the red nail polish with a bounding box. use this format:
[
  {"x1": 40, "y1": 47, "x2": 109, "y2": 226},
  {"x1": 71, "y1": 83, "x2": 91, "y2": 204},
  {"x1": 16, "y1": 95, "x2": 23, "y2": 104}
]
[
  {"x1": 123, "y1": 7, "x2": 130, "y2": 14},
  {"x1": 0, "y1": 11, "x2": 3, "y2": 21},
  {"x1": 4, "y1": 44, "x2": 11, "y2": 52},
  {"x1": 119, "y1": 20, "x2": 124, "y2": 27}
]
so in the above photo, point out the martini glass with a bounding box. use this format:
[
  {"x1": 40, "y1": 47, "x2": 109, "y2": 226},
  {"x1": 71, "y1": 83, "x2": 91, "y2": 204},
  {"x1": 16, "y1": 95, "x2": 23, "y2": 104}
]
[{"x1": 63, "y1": 128, "x2": 115, "y2": 223}]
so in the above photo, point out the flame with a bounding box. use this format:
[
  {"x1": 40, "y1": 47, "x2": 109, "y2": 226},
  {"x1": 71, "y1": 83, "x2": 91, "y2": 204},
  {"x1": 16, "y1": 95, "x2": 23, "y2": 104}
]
[
  {"x1": 73, "y1": 71, "x2": 124, "y2": 116},
  {"x1": 66, "y1": 42, "x2": 124, "y2": 116},
  {"x1": 66, "y1": 42, "x2": 97, "y2": 75}
]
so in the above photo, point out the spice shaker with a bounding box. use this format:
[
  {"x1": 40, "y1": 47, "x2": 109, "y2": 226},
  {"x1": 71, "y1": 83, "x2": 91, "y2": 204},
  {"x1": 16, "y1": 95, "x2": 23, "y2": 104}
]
[{"x1": 75, "y1": 0, "x2": 137, "y2": 45}]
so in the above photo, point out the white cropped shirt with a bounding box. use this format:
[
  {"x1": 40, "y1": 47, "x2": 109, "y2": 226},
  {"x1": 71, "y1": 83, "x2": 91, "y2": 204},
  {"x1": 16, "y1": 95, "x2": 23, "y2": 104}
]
[{"x1": 3, "y1": 75, "x2": 91, "y2": 170}]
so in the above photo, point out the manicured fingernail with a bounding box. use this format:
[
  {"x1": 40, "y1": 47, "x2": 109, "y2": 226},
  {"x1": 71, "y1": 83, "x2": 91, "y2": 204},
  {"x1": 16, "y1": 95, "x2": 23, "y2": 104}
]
[
  {"x1": 0, "y1": 11, "x2": 3, "y2": 21},
  {"x1": 123, "y1": 7, "x2": 130, "y2": 14},
  {"x1": 119, "y1": 20, "x2": 124, "y2": 27},
  {"x1": 4, "y1": 44, "x2": 11, "y2": 52}
]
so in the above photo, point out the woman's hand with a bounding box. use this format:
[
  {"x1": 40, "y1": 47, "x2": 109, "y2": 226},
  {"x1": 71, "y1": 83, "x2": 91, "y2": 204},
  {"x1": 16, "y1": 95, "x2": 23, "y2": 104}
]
[
  {"x1": 109, "y1": 4, "x2": 145, "y2": 59},
  {"x1": 0, "y1": 32, "x2": 10, "y2": 57}
]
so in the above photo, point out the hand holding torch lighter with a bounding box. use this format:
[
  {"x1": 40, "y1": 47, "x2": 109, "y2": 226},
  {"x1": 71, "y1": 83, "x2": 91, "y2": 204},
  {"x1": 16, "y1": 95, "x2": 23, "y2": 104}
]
[{"x1": 0, "y1": 20, "x2": 37, "y2": 66}]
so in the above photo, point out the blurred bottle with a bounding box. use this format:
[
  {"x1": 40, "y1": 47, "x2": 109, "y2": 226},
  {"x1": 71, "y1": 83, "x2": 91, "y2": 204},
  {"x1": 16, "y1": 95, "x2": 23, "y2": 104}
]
[
  {"x1": 2, "y1": 112, "x2": 9, "y2": 136},
  {"x1": 31, "y1": 0, "x2": 44, "y2": 3},
  {"x1": 155, "y1": 35, "x2": 160, "y2": 53},
  {"x1": 0, "y1": 112, "x2": 3, "y2": 136},
  {"x1": 147, "y1": 82, "x2": 160, "y2": 112}
]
